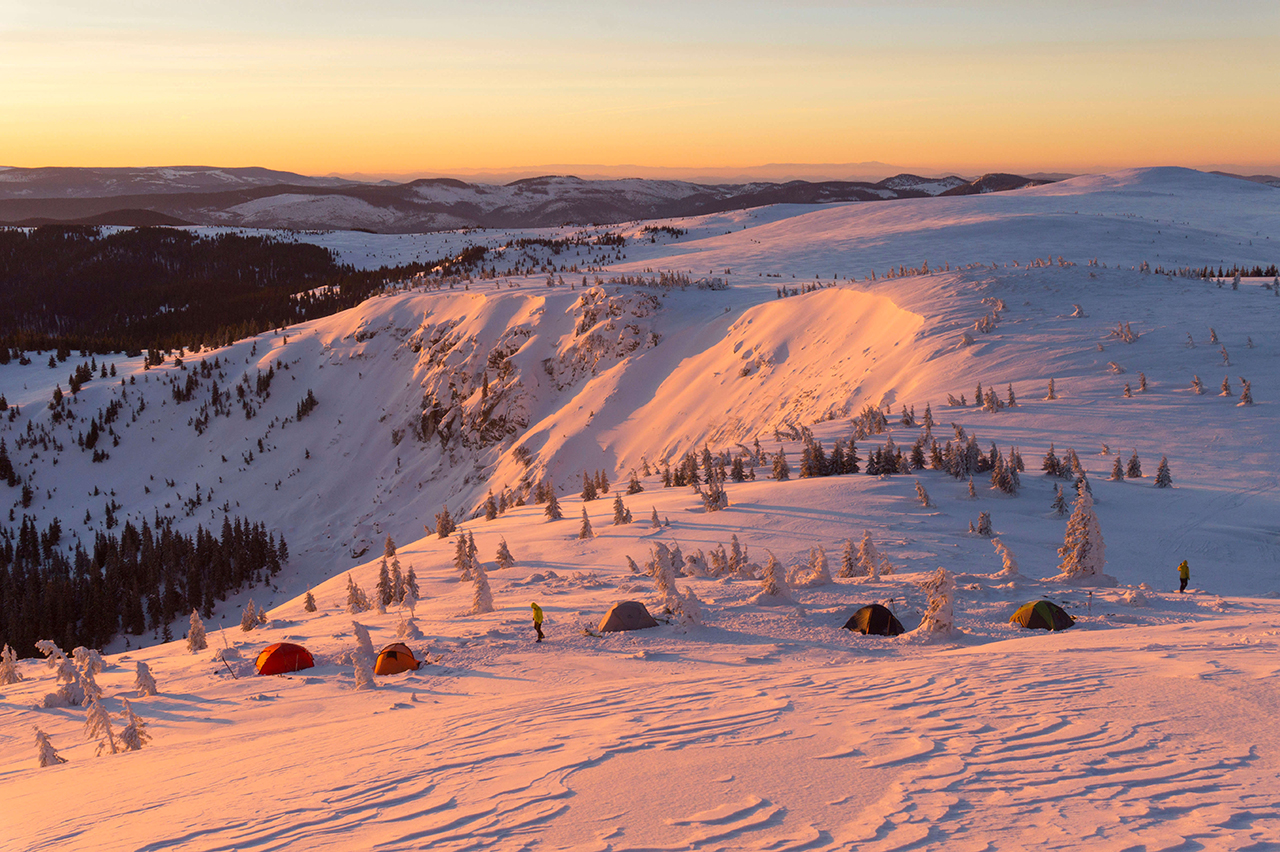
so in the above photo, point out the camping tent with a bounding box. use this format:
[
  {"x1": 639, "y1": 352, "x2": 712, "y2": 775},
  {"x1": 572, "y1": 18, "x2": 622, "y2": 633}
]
[
  {"x1": 843, "y1": 604, "x2": 905, "y2": 636},
  {"x1": 598, "y1": 600, "x2": 659, "y2": 633},
  {"x1": 255, "y1": 642, "x2": 315, "y2": 675},
  {"x1": 1010, "y1": 600, "x2": 1075, "y2": 631},
  {"x1": 374, "y1": 642, "x2": 421, "y2": 675}
]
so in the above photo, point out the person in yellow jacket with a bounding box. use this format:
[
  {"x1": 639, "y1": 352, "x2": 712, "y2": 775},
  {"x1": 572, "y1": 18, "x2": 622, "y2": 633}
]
[
  {"x1": 1177, "y1": 560, "x2": 1190, "y2": 593},
  {"x1": 531, "y1": 602, "x2": 545, "y2": 643}
]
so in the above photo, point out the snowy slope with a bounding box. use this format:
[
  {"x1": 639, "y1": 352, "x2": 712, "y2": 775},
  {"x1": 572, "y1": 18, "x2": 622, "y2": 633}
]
[{"x1": 3, "y1": 167, "x2": 1280, "y2": 851}]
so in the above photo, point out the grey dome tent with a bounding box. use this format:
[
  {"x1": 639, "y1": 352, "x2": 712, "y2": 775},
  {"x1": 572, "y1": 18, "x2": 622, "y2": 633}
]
[
  {"x1": 843, "y1": 604, "x2": 905, "y2": 636},
  {"x1": 598, "y1": 600, "x2": 659, "y2": 633}
]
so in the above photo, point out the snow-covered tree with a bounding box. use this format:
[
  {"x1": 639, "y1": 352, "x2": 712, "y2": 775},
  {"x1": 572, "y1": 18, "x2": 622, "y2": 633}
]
[
  {"x1": 915, "y1": 479, "x2": 934, "y2": 508},
  {"x1": 495, "y1": 537, "x2": 515, "y2": 570},
  {"x1": 434, "y1": 505, "x2": 456, "y2": 538},
  {"x1": 992, "y1": 538, "x2": 1020, "y2": 578},
  {"x1": 404, "y1": 566, "x2": 420, "y2": 603},
  {"x1": 470, "y1": 559, "x2": 494, "y2": 615},
  {"x1": 345, "y1": 574, "x2": 371, "y2": 613},
  {"x1": 756, "y1": 550, "x2": 791, "y2": 601},
  {"x1": 839, "y1": 537, "x2": 857, "y2": 578},
  {"x1": 1126, "y1": 451, "x2": 1142, "y2": 479},
  {"x1": 977, "y1": 512, "x2": 993, "y2": 537},
  {"x1": 353, "y1": 655, "x2": 376, "y2": 691},
  {"x1": 1191, "y1": 375, "x2": 1204, "y2": 395},
  {"x1": 303, "y1": 589, "x2": 317, "y2": 613},
  {"x1": 729, "y1": 535, "x2": 745, "y2": 575},
  {"x1": 649, "y1": 543, "x2": 680, "y2": 611},
  {"x1": 1239, "y1": 378, "x2": 1253, "y2": 406},
  {"x1": 772, "y1": 447, "x2": 790, "y2": 481},
  {"x1": 1057, "y1": 488, "x2": 1106, "y2": 580},
  {"x1": 914, "y1": 567, "x2": 956, "y2": 637},
  {"x1": 34, "y1": 727, "x2": 66, "y2": 766},
  {"x1": 1109, "y1": 456, "x2": 1125, "y2": 481},
  {"x1": 484, "y1": 491, "x2": 499, "y2": 520},
  {"x1": 544, "y1": 484, "x2": 563, "y2": 521},
  {"x1": 118, "y1": 699, "x2": 151, "y2": 751},
  {"x1": 581, "y1": 471, "x2": 598, "y2": 502},
  {"x1": 627, "y1": 470, "x2": 644, "y2": 494},
  {"x1": 1044, "y1": 378, "x2": 1057, "y2": 400},
  {"x1": 84, "y1": 695, "x2": 118, "y2": 755},
  {"x1": 376, "y1": 558, "x2": 393, "y2": 609},
  {"x1": 650, "y1": 507, "x2": 661, "y2": 529},
  {"x1": 454, "y1": 533, "x2": 473, "y2": 581},
  {"x1": 612, "y1": 494, "x2": 629, "y2": 525},
  {"x1": 578, "y1": 506, "x2": 594, "y2": 540},
  {"x1": 134, "y1": 661, "x2": 158, "y2": 697},
  {"x1": 1220, "y1": 376, "x2": 1232, "y2": 396},
  {"x1": 857, "y1": 530, "x2": 881, "y2": 579},
  {"x1": 1154, "y1": 456, "x2": 1173, "y2": 488},
  {"x1": 240, "y1": 601, "x2": 258, "y2": 632},
  {"x1": 793, "y1": 546, "x2": 832, "y2": 587},
  {"x1": 187, "y1": 609, "x2": 207, "y2": 653},
  {"x1": 0, "y1": 644, "x2": 22, "y2": 684}
]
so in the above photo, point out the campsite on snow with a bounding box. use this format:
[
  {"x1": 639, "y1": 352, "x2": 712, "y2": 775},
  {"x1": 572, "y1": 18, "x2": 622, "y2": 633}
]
[{"x1": 3, "y1": 167, "x2": 1280, "y2": 850}]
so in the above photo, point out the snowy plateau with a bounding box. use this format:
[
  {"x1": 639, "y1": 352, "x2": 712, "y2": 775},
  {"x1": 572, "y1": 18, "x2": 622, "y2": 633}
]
[{"x1": 3, "y1": 166, "x2": 1280, "y2": 850}]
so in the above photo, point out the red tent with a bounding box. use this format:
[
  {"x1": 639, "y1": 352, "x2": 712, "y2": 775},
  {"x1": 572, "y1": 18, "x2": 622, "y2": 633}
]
[{"x1": 255, "y1": 642, "x2": 315, "y2": 675}]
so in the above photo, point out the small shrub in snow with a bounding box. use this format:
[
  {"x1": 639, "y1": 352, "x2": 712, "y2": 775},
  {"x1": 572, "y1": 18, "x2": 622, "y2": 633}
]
[
  {"x1": 34, "y1": 727, "x2": 66, "y2": 766},
  {"x1": 187, "y1": 609, "x2": 207, "y2": 653},
  {"x1": 134, "y1": 661, "x2": 158, "y2": 697},
  {"x1": 0, "y1": 644, "x2": 22, "y2": 684},
  {"x1": 118, "y1": 699, "x2": 151, "y2": 751}
]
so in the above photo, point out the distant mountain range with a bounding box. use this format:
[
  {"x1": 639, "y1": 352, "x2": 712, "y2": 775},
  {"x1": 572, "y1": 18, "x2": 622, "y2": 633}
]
[{"x1": 0, "y1": 166, "x2": 1054, "y2": 232}]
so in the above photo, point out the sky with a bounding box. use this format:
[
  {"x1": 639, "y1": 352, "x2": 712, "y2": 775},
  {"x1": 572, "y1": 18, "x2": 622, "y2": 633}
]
[{"x1": 2, "y1": 1, "x2": 1278, "y2": 179}]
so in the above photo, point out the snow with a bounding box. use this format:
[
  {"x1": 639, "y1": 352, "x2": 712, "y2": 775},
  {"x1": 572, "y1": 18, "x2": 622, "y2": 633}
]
[{"x1": 3, "y1": 167, "x2": 1280, "y2": 849}]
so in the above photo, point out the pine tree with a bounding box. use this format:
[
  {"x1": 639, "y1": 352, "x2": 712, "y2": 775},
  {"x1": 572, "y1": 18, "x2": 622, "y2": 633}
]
[
  {"x1": 977, "y1": 512, "x2": 993, "y2": 537},
  {"x1": 470, "y1": 559, "x2": 494, "y2": 614},
  {"x1": 729, "y1": 534, "x2": 745, "y2": 575},
  {"x1": 915, "y1": 479, "x2": 933, "y2": 508},
  {"x1": 1058, "y1": 488, "x2": 1106, "y2": 579},
  {"x1": 544, "y1": 484, "x2": 563, "y2": 521},
  {"x1": 0, "y1": 644, "x2": 22, "y2": 684},
  {"x1": 118, "y1": 699, "x2": 151, "y2": 751},
  {"x1": 1126, "y1": 451, "x2": 1142, "y2": 478},
  {"x1": 345, "y1": 574, "x2": 371, "y2": 613},
  {"x1": 1045, "y1": 378, "x2": 1057, "y2": 400},
  {"x1": 1154, "y1": 456, "x2": 1173, "y2": 488},
  {"x1": 857, "y1": 530, "x2": 881, "y2": 579},
  {"x1": 484, "y1": 491, "x2": 499, "y2": 520},
  {"x1": 838, "y1": 537, "x2": 857, "y2": 578},
  {"x1": 240, "y1": 601, "x2": 258, "y2": 632},
  {"x1": 992, "y1": 538, "x2": 1019, "y2": 577},
  {"x1": 1006, "y1": 384, "x2": 1017, "y2": 407},
  {"x1": 650, "y1": 507, "x2": 661, "y2": 529},
  {"x1": 579, "y1": 507, "x2": 594, "y2": 540},
  {"x1": 1051, "y1": 483, "x2": 1067, "y2": 516},
  {"x1": 454, "y1": 533, "x2": 473, "y2": 581},
  {"x1": 1109, "y1": 456, "x2": 1125, "y2": 481},
  {"x1": 915, "y1": 567, "x2": 956, "y2": 637},
  {"x1": 495, "y1": 537, "x2": 515, "y2": 570},
  {"x1": 1220, "y1": 376, "x2": 1232, "y2": 396},
  {"x1": 612, "y1": 494, "x2": 629, "y2": 525},
  {"x1": 376, "y1": 558, "x2": 393, "y2": 609},
  {"x1": 405, "y1": 566, "x2": 420, "y2": 603},
  {"x1": 134, "y1": 661, "x2": 158, "y2": 697},
  {"x1": 796, "y1": 546, "x2": 831, "y2": 587},
  {"x1": 1239, "y1": 378, "x2": 1254, "y2": 406},
  {"x1": 85, "y1": 695, "x2": 118, "y2": 755},
  {"x1": 1041, "y1": 444, "x2": 1060, "y2": 476},
  {"x1": 627, "y1": 471, "x2": 644, "y2": 494},
  {"x1": 434, "y1": 505, "x2": 456, "y2": 538},
  {"x1": 1192, "y1": 375, "x2": 1204, "y2": 395},
  {"x1": 758, "y1": 550, "x2": 791, "y2": 599},
  {"x1": 581, "y1": 471, "x2": 598, "y2": 502},
  {"x1": 772, "y1": 447, "x2": 790, "y2": 481},
  {"x1": 34, "y1": 727, "x2": 66, "y2": 766}
]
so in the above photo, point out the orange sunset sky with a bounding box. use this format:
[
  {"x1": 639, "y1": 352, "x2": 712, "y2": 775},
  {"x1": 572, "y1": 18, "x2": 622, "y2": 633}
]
[{"x1": 3, "y1": 1, "x2": 1278, "y2": 180}]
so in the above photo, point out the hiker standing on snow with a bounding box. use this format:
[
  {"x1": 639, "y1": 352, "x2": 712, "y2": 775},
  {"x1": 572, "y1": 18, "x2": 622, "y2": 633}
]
[
  {"x1": 1178, "y1": 560, "x2": 1190, "y2": 593},
  {"x1": 531, "y1": 602, "x2": 545, "y2": 643}
]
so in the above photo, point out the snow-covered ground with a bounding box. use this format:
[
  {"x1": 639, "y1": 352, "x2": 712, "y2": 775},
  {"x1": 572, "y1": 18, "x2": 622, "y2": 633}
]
[{"x1": 2, "y1": 167, "x2": 1280, "y2": 850}]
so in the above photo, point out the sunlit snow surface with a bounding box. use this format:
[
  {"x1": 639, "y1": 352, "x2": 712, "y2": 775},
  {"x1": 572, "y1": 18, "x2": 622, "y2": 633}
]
[{"x1": 3, "y1": 168, "x2": 1280, "y2": 850}]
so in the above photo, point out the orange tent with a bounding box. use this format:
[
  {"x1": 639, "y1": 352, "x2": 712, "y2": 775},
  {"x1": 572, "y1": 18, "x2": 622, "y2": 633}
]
[
  {"x1": 374, "y1": 642, "x2": 421, "y2": 676},
  {"x1": 255, "y1": 642, "x2": 315, "y2": 675}
]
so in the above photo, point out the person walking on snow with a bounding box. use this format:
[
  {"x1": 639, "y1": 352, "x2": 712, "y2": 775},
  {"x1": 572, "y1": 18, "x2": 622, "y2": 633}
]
[
  {"x1": 531, "y1": 602, "x2": 545, "y2": 642},
  {"x1": 1178, "y1": 560, "x2": 1190, "y2": 593}
]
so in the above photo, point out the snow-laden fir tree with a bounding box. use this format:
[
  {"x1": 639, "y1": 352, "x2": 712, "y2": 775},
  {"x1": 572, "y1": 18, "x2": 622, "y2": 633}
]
[
  {"x1": 85, "y1": 695, "x2": 118, "y2": 755},
  {"x1": 1057, "y1": 488, "x2": 1106, "y2": 580},
  {"x1": 240, "y1": 601, "x2": 258, "y2": 632},
  {"x1": 0, "y1": 644, "x2": 22, "y2": 684},
  {"x1": 1191, "y1": 374, "x2": 1204, "y2": 395},
  {"x1": 967, "y1": 478, "x2": 977, "y2": 499},
  {"x1": 755, "y1": 550, "x2": 792, "y2": 601},
  {"x1": 627, "y1": 470, "x2": 644, "y2": 494},
  {"x1": 992, "y1": 538, "x2": 1020, "y2": 578},
  {"x1": 453, "y1": 533, "x2": 474, "y2": 581},
  {"x1": 34, "y1": 727, "x2": 66, "y2": 766},
  {"x1": 581, "y1": 471, "x2": 598, "y2": 502},
  {"x1": 134, "y1": 661, "x2": 158, "y2": 697},
  {"x1": 1126, "y1": 451, "x2": 1142, "y2": 478},
  {"x1": 495, "y1": 537, "x2": 515, "y2": 570},
  {"x1": 1220, "y1": 376, "x2": 1232, "y2": 396},
  {"x1": 914, "y1": 567, "x2": 956, "y2": 638},
  {"x1": 772, "y1": 447, "x2": 790, "y2": 481},
  {"x1": 1123, "y1": 383, "x2": 1132, "y2": 398},
  {"x1": 649, "y1": 543, "x2": 680, "y2": 612},
  {"x1": 376, "y1": 558, "x2": 393, "y2": 610},
  {"x1": 1044, "y1": 378, "x2": 1057, "y2": 400},
  {"x1": 729, "y1": 534, "x2": 745, "y2": 575},
  {"x1": 1109, "y1": 456, "x2": 1125, "y2": 480},
  {"x1": 434, "y1": 505, "x2": 456, "y2": 538},
  {"x1": 118, "y1": 699, "x2": 151, "y2": 751},
  {"x1": 304, "y1": 588, "x2": 317, "y2": 612},
  {"x1": 915, "y1": 480, "x2": 933, "y2": 508},
  {"x1": 650, "y1": 507, "x2": 661, "y2": 529},
  {"x1": 351, "y1": 621, "x2": 377, "y2": 690},
  {"x1": 404, "y1": 566, "x2": 420, "y2": 604},
  {"x1": 793, "y1": 546, "x2": 832, "y2": 587},
  {"x1": 857, "y1": 530, "x2": 882, "y2": 579},
  {"x1": 977, "y1": 512, "x2": 993, "y2": 537},
  {"x1": 1210, "y1": 326, "x2": 1219, "y2": 343},
  {"x1": 1154, "y1": 456, "x2": 1173, "y2": 488},
  {"x1": 470, "y1": 557, "x2": 494, "y2": 615},
  {"x1": 612, "y1": 494, "x2": 629, "y2": 525},
  {"x1": 345, "y1": 574, "x2": 371, "y2": 614},
  {"x1": 187, "y1": 609, "x2": 207, "y2": 653},
  {"x1": 579, "y1": 506, "x2": 594, "y2": 540},
  {"x1": 1139, "y1": 372, "x2": 1148, "y2": 392},
  {"x1": 484, "y1": 491, "x2": 499, "y2": 520},
  {"x1": 1239, "y1": 378, "x2": 1253, "y2": 406},
  {"x1": 544, "y1": 483, "x2": 563, "y2": 520},
  {"x1": 839, "y1": 537, "x2": 858, "y2": 578}
]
